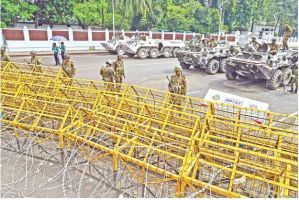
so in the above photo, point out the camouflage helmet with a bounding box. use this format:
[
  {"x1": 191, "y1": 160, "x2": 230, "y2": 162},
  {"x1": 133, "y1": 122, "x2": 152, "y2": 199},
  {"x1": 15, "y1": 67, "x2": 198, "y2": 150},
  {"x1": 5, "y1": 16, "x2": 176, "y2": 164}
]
[
  {"x1": 65, "y1": 54, "x2": 70, "y2": 59},
  {"x1": 271, "y1": 38, "x2": 277, "y2": 42},
  {"x1": 30, "y1": 50, "x2": 37, "y2": 55},
  {"x1": 174, "y1": 65, "x2": 182, "y2": 72},
  {"x1": 252, "y1": 36, "x2": 256, "y2": 40},
  {"x1": 106, "y1": 59, "x2": 113, "y2": 65}
]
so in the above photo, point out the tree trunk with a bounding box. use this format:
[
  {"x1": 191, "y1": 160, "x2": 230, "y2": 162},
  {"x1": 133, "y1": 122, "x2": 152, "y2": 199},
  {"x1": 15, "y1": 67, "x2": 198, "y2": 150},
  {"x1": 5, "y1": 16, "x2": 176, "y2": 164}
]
[{"x1": 250, "y1": 18, "x2": 255, "y2": 32}]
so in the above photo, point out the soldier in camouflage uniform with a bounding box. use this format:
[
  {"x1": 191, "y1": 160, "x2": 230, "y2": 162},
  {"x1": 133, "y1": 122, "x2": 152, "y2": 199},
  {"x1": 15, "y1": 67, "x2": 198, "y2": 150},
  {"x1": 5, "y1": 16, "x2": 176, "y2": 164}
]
[
  {"x1": 283, "y1": 22, "x2": 292, "y2": 51},
  {"x1": 29, "y1": 51, "x2": 42, "y2": 73},
  {"x1": 208, "y1": 38, "x2": 217, "y2": 48},
  {"x1": 113, "y1": 54, "x2": 125, "y2": 92},
  {"x1": 61, "y1": 54, "x2": 76, "y2": 78},
  {"x1": 288, "y1": 64, "x2": 298, "y2": 94},
  {"x1": 267, "y1": 38, "x2": 279, "y2": 55},
  {"x1": 100, "y1": 59, "x2": 115, "y2": 91},
  {"x1": 249, "y1": 36, "x2": 260, "y2": 50},
  {"x1": 1, "y1": 47, "x2": 11, "y2": 62},
  {"x1": 168, "y1": 66, "x2": 187, "y2": 106}
]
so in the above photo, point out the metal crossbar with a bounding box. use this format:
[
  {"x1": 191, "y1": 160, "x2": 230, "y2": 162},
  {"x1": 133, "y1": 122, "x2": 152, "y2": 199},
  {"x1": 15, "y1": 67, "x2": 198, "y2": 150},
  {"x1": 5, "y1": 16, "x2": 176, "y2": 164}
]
[{"x1": 0, "y1": 62, "x2": 298, "y2": 198}]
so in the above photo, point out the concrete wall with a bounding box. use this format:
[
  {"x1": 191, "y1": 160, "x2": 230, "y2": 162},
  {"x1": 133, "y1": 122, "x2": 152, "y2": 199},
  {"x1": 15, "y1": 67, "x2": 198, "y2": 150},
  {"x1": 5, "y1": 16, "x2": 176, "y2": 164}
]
[{"x1": 1, "y1": 26, "x2": 239, "y2": 52}]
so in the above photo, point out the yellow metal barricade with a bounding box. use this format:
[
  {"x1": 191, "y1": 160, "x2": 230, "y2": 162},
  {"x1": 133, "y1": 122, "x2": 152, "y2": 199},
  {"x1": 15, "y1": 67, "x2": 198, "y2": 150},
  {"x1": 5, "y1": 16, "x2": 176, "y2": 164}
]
[{"x1": 0, "y1": 62, "x2": 297, "y2": 198}]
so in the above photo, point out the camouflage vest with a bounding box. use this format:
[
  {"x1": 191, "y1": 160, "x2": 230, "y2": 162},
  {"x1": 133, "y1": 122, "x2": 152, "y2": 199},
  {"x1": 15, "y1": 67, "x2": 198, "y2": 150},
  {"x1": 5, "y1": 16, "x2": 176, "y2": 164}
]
[
  {"x1": 114, "y1": 60, "x2": 124, "y2": 77},
  {"x1": 269, "y1": 43, "x2": 279, "y2": 52},
  {"x1": 62, "y1": 60, "x2": 75, "y2": 77},
  {"x1": 170, "y1": 74, "x2": 187, "y2": 95},
  {"x1": 285, "y1": 25, "x2": 292, "y2": 37},
  {"x1": 31, "y1": 56, "x2": 41, "y2": 65},
  {"x1": 100, "y1": 66, "x2": 114, "y2": 82}
]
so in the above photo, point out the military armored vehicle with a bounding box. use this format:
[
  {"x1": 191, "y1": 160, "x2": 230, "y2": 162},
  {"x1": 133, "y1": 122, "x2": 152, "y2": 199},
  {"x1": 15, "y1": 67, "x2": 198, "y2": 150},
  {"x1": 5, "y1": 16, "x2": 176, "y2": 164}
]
[
  {"x1": 225, "y1": 44, "x2": 297, "y2": 90},
  {"x1": 121, "y1": 37, "x2": 186, "y2": 59},
  {"x1": 101, "y1": 36, "x2": 130, "y2": 54},
  {"x1": 176, "y1": 45, "x2": 237, "y2": 75}
]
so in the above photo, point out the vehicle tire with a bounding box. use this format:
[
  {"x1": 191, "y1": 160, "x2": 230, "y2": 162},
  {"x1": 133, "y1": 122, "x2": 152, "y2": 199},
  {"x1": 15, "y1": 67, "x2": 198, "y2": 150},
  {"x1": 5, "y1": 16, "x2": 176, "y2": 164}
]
[
  {"x1": 219, "y1": 58, "x2": 227, "y2": 73},
  {"x1": 225, "y1": 67, "x2": 238, "y2": 80},
  {"x1": 137, "y1": 48, "x2": 148, "y2": 59},
  {"x1": 162, "y1": 48, "x2": 172, "y2": 58},
  {"x1": 149, "y1": 48, "x2": 159, "y2": 58},
  {"x1": 266, "y1": 70, "x2": 283, "y2": 90},
  {"x1": 282, "y1": 68, "x2": 293, "y2": 86},
  {"x1": 180, "y1": 62, "x2": 191, "y2": 69},
  {"x1": 206, "y1": 59, "x2": 220, "y2": 75},
  {"x1": 172, "y1": 48, "x2": 180, "y2": 57},
  {"x1": 116, "y1": 46, "x2": 122, "y2": 55}
]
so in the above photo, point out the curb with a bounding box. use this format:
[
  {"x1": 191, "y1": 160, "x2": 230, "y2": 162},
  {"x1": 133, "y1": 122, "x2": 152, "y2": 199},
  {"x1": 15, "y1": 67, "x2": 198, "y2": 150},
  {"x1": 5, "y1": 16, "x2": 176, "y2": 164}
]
[{"x1": 10, "y1": 51, "x2": 111, "y2": 57}]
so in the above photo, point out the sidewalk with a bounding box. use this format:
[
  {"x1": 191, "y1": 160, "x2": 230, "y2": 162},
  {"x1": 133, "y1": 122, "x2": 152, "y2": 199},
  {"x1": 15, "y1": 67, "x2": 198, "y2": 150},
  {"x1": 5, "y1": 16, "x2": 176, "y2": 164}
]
[{"x1": 9, "y1": 49, "x2": 109, "y2": 57}]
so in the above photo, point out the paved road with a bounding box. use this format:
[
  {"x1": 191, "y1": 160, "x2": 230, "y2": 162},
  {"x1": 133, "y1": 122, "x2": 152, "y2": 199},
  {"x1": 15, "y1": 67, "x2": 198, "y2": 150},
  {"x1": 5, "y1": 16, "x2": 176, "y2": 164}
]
[{"x1": 13, "y1": 54, "x2": 297, "y2": 114}]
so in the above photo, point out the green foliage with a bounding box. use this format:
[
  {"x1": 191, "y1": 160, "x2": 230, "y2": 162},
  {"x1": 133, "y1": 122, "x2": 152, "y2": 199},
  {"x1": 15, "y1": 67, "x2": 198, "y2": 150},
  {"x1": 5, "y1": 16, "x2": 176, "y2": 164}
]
[
  {"x1": 1, "y1": 0, "x2": 38, "y2": 27},
  {"x1": 73, "y1": 0, "x2": 101, "y2": 27}
]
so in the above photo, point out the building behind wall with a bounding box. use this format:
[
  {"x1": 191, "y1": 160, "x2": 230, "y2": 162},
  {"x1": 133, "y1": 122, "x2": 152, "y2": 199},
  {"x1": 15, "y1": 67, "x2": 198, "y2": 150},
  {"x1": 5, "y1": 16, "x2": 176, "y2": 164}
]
[{"x1": 252, "y1": 24, "x2": 278, "y2": 39}]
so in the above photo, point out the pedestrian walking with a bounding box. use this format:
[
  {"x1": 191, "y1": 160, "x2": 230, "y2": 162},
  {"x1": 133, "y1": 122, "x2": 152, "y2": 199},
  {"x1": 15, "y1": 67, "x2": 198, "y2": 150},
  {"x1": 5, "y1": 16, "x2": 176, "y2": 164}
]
[
  {"x1": 60, "y1": 42, "x2": 66, "y2": 60},
  {"x1": 52, "y1": 43, "x2": 60, "y2": 65}
]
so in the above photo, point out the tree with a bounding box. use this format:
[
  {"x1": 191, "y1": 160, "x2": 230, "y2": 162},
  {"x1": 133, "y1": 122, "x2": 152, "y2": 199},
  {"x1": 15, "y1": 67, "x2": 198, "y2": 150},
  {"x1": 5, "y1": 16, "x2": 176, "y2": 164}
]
[
  {"x1": 1, "y1": 0, "x2": 38, "y2": 28},
  {"x1": 73, "y1": 1, "x2": 102, "y2": 28},
  {"x1": 117, "y1": 0, "x2": 153, "y2": 30}
]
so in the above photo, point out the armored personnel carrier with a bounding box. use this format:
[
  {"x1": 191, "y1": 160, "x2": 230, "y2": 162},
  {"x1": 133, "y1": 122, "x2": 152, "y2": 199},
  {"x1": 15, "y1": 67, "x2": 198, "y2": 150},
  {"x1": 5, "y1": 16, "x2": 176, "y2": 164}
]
[
  {"x1": 101, "y1": 35, "x2": 130, "y2": 54},
  {"x1": 176, "y1": 45, "x2": 238, "y2": 75},
  {"x1": 225, "y1": 44, "x2": 298, "y2": 90},
  {"x1": 121, "y1": 37, "x2": 185, "y2": 59}
]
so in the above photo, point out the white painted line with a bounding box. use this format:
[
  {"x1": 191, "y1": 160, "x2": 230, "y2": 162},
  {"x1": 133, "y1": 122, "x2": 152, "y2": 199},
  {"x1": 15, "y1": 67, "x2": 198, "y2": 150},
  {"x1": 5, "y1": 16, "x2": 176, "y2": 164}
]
[
  {"x1": 235, "y1": 80, "x2": 253, "y2": 85},
  {"x1": 187, "y1": 91, "x2": 201, "y2": 95}
]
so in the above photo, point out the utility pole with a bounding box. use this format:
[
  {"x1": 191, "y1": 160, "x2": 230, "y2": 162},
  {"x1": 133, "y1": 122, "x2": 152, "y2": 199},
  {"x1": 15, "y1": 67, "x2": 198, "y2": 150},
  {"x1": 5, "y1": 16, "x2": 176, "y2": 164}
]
[
  {"x1": 218, "y1": 0, "x2": 228, "y2": 36},
  {"x1": 112, "y1": 0, "x2": 115, "y2": 37}
]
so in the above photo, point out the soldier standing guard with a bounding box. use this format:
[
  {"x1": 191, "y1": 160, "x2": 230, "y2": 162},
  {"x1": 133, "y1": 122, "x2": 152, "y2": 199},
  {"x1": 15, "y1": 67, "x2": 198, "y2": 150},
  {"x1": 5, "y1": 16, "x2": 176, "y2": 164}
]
[
  {"x1": 1, "y1": 47, "x2": 11, "y2": 62},
  {"x1": 61, "y1": 54, "x2": 76, "y2": 78},
  {"x1": 100, "y1": 59, "x2": 115, "y2": 91},
  {"x1": 29, "y1": 51, "x2": 42, "y2": 72},
  {"x1": 113, "y1": 54, "x2": 125, "y2": 92},
  {"x1": 168, "y1": 66, "x2": 187, "y2": 106},
  {"x1": 283, "y1": 22, "x2": 292, "y2": 51}
]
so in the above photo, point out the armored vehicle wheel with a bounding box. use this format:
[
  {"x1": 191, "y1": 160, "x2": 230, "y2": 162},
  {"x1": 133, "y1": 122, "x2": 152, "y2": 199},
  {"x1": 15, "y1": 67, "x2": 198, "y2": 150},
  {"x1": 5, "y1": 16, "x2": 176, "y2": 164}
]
[
  {"x1": 137, "y1": 48, "x2": 148, "y2": 59},
  {"x1": 162, "y1": 48, "x2": 172, "y2": 58},
  {"x1": 149, "y1": 48, "x2": 159, "y2": 58},
  {"x1": 266, "y1": 70, "x2": 283, "y2": 90},
  {"x1": 206, "y1": 59, "x2": 220, "y2": 75},
  {"x1": 219, "y1": 59, "x2": 227, "y2": 73},
  {"x1": 116, "y1": 46, "x2": 122, "y2": 55},
  {"x1": 180, "y1": 62, "x2": 191, "y2": 69},
  {"x1": 172, "y1": 48, "x2": 180, "y2": 57},
  {"x1": 282, "y1": 68, "x2": 293, "y2": 85},
  {"x1": 225, "y1": 67, "x2": 238, "y2": 80}
]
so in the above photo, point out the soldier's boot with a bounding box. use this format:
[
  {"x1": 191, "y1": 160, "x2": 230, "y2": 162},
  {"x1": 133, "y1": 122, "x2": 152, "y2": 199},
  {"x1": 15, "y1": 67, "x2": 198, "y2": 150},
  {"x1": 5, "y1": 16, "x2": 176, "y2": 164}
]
[
  {"x1": 294, "y1": 84, "x2": 298, "y2": 94},
  {"x1": 288, "y1": 84, "x2": 294, "y2": 93}
]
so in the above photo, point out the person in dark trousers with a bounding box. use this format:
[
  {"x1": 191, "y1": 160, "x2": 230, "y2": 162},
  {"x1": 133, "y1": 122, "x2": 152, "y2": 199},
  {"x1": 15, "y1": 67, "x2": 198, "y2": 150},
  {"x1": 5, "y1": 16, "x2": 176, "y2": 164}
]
[
  {"x1": 52, "y1": 43, "x2": 60, "y2": 65},
  {"x1": 60, "y1": 42, "x2": 66, "y2": 60}
]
